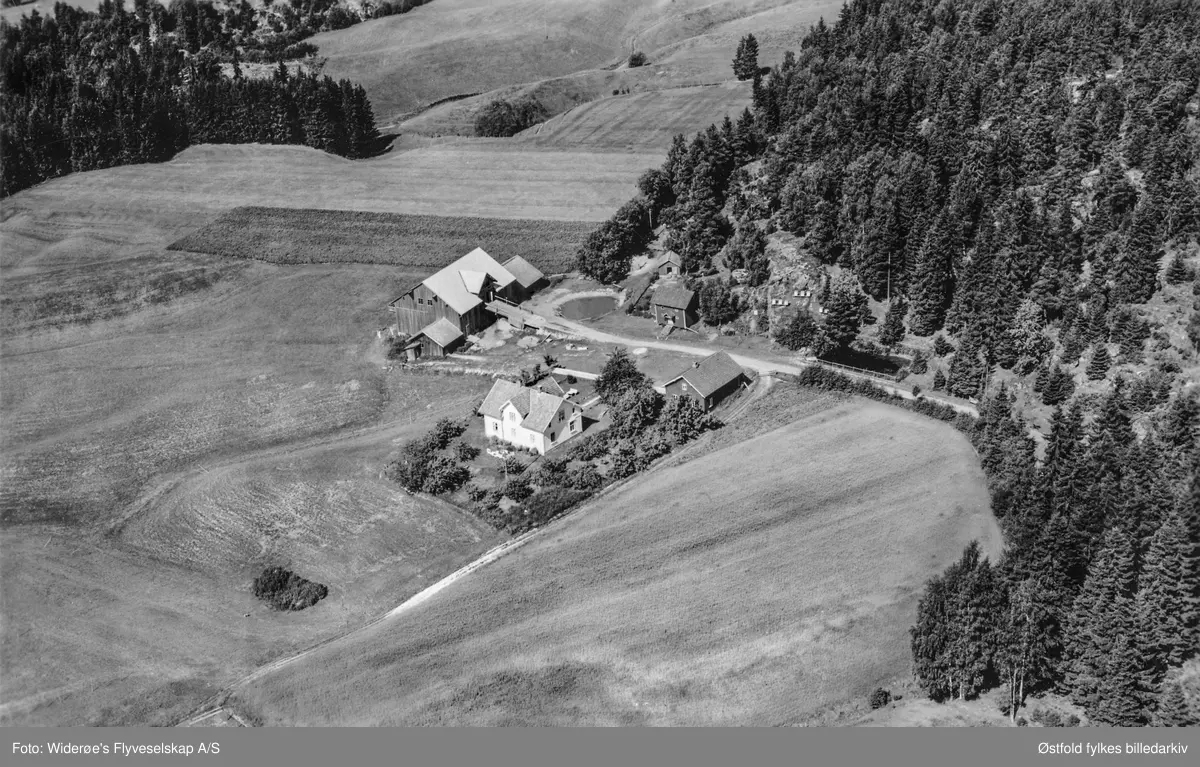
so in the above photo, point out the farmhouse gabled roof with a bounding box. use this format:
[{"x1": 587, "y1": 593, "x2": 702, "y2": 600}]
[
  {"x1": 478, "y1": 379, "x2": 525, "y2": 420},
  {"x1": 663, "y1": 351, "x2": 746, "y2": 398},
  {"x1": 502, "y1": 255, "x2": 545, "y2": 288},
  {"x1": 652, "y1": 284, "x2": 696, "y2": 309},
  {"x1": 421, "y1": 247, "x2": 517, "y2": 315},
  {"x1": 415, "y1": 317, "x2": 464, "y2": 349},
  {"x1": 535, "y1": 377, "x2": 566, "y2": 396},
  {"x1": 478, "y1": 379, "x2": 579, "y2": 434}
]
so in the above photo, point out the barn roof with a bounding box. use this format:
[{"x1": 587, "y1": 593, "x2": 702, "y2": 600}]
[
  {"x1": 652, "y1": 284, "x2": 696, "y2": 309},
  {"x1": 655, "y1": 250, "x2": 682, "y2": 268},
  {"x1": 502, "y1": 255, "x2": 545, "y2": 289},
  {"x1": 459, "y1": 269, "x2": 488, "y2": 295},
  {"x1": 421, "y1": 247, "x2": 517, "y2": 314},
  {"x1": 662, "y1": 351, "x2": 746, "y2": 398},
  {"x1": 415, "y1": 317, "x2": 464, "y2": 349}
]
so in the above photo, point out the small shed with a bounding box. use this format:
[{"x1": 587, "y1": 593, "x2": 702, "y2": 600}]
[
  {"x1": 502, "y1": 255, "x2": 548, "y2": 301},
  {"x1": 651, "y1": 284, "x2": 698, "y2": 329},
  {"x1": 410, "y1": 317, "x2": 465, "y2": 358},
  {"x1": 662, "y1": 351, "x2": 749, "y2": 412},
  {"x1": 655, "y1": 250, "x2": 683, "y2": 278}
]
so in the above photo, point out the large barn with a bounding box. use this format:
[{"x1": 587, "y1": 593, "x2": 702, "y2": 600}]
[{"x1": 388, "y1": 248, "x2": 545, "y2": 358}]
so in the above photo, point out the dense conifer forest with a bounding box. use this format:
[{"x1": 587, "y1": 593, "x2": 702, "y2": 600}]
[
  {"x1": 0, "y1": 0, "x2": 388, "y2": 197},
  {"x1": 580, "y1": 0, "x2": 1199, "y2": 725}
]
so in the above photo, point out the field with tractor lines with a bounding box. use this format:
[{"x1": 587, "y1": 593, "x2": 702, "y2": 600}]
[
  {"x1": 170, "y1": 208, "x2": 594, "y2": 273},
  {"x1": 517, "y1": 83, "x2": 753, "y2": 152},
  {"x1": 234, "y1": 398, "x2": 999, "y2": 726},
  {"x1": 1, "y1": 185, "x2": 507, "y2": 724}
]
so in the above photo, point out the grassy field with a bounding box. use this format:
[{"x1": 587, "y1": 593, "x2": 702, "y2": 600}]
[
  {"x1": 313, "y1": 0, "x2": 834, "y2": 125},
  {"x1": 516, "y1": 83, "x2": 753, "y2": 152},
  {"x1": 3, "y1": 143, "x2": 656, "y2": 225},
  {"x1": 234, "y1": 396, "x2": 1000, "y2": 725},
  {"x1": 0, "y1": 178, "x2": 514, "y2": 724},
  {"x1": 170, "y1": 207, "x2": 593, "y2": 273}
]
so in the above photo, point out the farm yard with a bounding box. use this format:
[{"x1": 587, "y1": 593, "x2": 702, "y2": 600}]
[
  {"x1": 170, "y1": 208, "x2": 593, "y2": 274},
  {"x1": 232, "y1": 397, "x2": 999, "y2": 725}
]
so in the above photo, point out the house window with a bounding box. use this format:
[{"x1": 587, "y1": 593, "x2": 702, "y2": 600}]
[
  {"x1": 508, "y1": 411, "x2": 516, "y2": 422},
  {"x1": 570, "y1": 420, "x2": 576, "y2": 432},
  {"x1": 529, "y1": 434, "x2": 535, "y2": 444},
  {"x1": 558, "y1": 411, "x2": 564, "y2": 422}
]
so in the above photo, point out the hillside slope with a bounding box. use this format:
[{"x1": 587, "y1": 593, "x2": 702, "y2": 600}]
[
  {"x1": 235, "y1": 399, "x2": 998, "y2": 725},
  {"x1": 312, "y1": 0, "x2": 838, "y2": 124}
]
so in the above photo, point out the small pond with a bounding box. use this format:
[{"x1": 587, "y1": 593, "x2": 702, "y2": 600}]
[{"x1": 559, "y1": 295, "x2": 618, "y2": 320}]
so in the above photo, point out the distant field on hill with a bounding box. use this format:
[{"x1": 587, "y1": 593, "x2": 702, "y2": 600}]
[
  {"x1": 518, "y1": 83, "x2": 753, "y2": 151},
  {"x1": 310, "y1": 0, "x2": 648, "y2": 122},
  {"x1": 2, "y1": 143, "x2": 653, "y2": 224},
  {"x1": 170, "y1": 207, "x2": 591, "y2": 273},
  {"x1": 236, "y1": 398, "x2": 1000, "y2": 725},
  {"x1": 312, "y1": 0, "x2": 829, "y2": 124}
]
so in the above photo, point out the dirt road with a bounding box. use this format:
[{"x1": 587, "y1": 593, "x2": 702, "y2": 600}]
[{"x1": 537, "y1": 313, "x2": 979, "y2": 417}]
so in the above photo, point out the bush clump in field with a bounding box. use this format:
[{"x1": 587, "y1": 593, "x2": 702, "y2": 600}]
[
  {"x1": 386, "y1": 417, "x2": 473, "y2": 495},
  {"x1": 475, "y1": 96, "x2": 548, "y2": 137},
  {"x1": 869, "y1": 687, "x2": 892, "y2": 709},
  {"x1": 628, "y1": 51, "x2": 648, "y2": 67},
  {"x1": 253, "y1": 567, "x2": 329, "y2": 611}
]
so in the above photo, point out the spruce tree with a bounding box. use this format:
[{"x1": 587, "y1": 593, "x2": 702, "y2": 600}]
[
  {"x1": 933, "y1": 334, "x2": 954, "y2": 357},
  {"x1": 1152, "y1": 678, "x2": 1198, "y2": 727},
  {"x1": 1033, "y1": 363, "x2": 1049, "y2": 393},
  {"x1": 879, "y1": 298, "x2": 908, "y2": 349},
  {"x1": 1064, "y1": 521, "x2": 1138, "y2": 707},
  {"x1": 822, "y1": 274, "x2": 868, "y2": 350},
  {"x1": 1165, "y1": 252, "x2": 1192, "y2": 285},
  {"x1": 732, "y1": 34, "x2": 760, "y2": 81},
  {"x1": 1094, "y1": 631, "x2": 1147, "y2": 726},
  {"x1": 932, "y1": 369, "x2": 946, "y2": 391},
  {"x1": 1086, "y1": 345, "x2": 1111, "y2": 381},
  {"x1": 1136, "y1": 505, "x2": 1195, "y2": 689},
  {"x1": 910, "y1": 349, "x2": 928, "y2": 375}
]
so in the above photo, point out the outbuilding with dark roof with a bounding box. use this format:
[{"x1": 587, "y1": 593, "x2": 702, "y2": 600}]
[
  {"x1": 651, "y1": 284, "x2": 698, "y2": 329},
  {"x1": 661, "y1": 351, "x2": 749, "y2": 411}
]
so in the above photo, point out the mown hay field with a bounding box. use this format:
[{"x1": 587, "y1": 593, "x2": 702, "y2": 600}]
[
  {"x1": 236, "y1": 397, "x2": 1001, "y2": 725},
  {"x1": 170, "y1": 207, "x2": 593, "y2": 273},
  {"x1": 1, "y1": 183, "x2": 506, "y2": 725},
  {"x1": 4, "y1": 142, "x2": 656, "y2": 226},
  {"x1": 517, "y1": 83, "x2": 753, "y2": 152}
]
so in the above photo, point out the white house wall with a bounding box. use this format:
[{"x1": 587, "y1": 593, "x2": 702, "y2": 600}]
[{"x1": 486, "y1": 402, "x2": 583, "y2": 455}]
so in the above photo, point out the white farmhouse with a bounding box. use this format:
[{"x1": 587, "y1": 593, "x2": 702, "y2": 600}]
[{"x1": 478, "y1": 379, "x2": 583, "y2": 455}]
